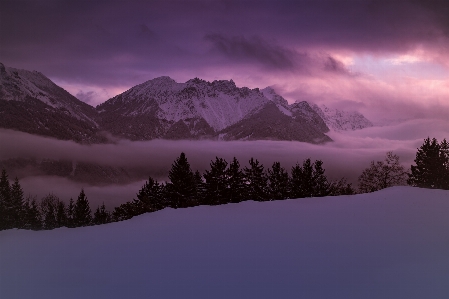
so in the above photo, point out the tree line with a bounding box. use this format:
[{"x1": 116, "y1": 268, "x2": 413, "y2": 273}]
[
  {"x1": 0, "y1": 137, "x2": 447, "y2": 231},
  {"x1": 357, "y1": 137, "x2": 449, "y2": 192}
]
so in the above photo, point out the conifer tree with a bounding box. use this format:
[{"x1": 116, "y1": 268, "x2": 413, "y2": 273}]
[
  {"x1": 203, "y1": 157, "x2": 229, "y2": 205},
  {"x1": 267, "y1": 162, "x2": 289, "y2": 200},
  {"x1": 44, "y1": 205, "x2": 57, "y2": 230},
  {"x1": 193, "y1": 170, "x2": 205, "y2": 205},
  {"x1": 135, "y1": 177, "x2": 166, "y2": 212},
  {"x1": 289, "y1": 159, "x2": 330, "y2": 198},
  {"x1": 290, "y1": 163, "x2": 304, "y2": 199},
  {"x1": 408, "y1": 137, "x2": 449, "y2": 189},
  {"x1": 0, "y1": 169, "x2": 11, "y2": 230},
  {"x1": 243, "y1": 158, "x2": 268, "y2": 201},
  {"x1": 165, "y1": 153, "x2": 196, "y2": 208},
  {"x1": 227, "y1": 157, "x2": 246, "y2": 203},
  {"x1": 73, "y1": 189, "x2": 92, "y2": 227},
  {"x1": 55, "y1": 201, "x2": 68, "y2": 228},
  {"x1": 94, "y1": 202, "x2": 111, "y2": 225},
  {"x1": 41, "y1": 193, "x2": 60, "y2": 230},
  {"x1": 290, "y1": 159, "x2": 313, "y2": 198},
  {"x1": 66, "y1": 198, "x2": 75, "y2": 228},
  {"x1": 10, "y1": 177, "x2": 25, "y2": 228},
  {"x1": 112, "y1": 200, "x2": 142, "y2": 222},
  {"x1": 313, "y1": 160, "x2": 331, "y2": 197},
  {"x1": 22, "y1": 196, "x2": 42, "y2": 230}
]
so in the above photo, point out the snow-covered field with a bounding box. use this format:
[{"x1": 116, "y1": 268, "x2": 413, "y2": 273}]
[{"x1": 1, "y1": 187, "x2": 448, "y2": 299}]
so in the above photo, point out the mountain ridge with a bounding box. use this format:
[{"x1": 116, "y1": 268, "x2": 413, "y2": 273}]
[{"x1": 0, "y1": 63, "x2": 372, "y2": 143}]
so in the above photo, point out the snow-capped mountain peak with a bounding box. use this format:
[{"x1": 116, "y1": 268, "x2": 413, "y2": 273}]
[
  {"x1": 0, "y1": 62, "x2": 101, "y2": 142},
  {"x1": 310, "y1": 103, "x2": 373, "y2": 131}
]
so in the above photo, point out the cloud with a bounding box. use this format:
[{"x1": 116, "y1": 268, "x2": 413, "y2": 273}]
[
  {"x1": 75, "y1": 90, "x2": 96, "y2": 104},
  {"x1": 2, "y1": 118, "x2": 449, "y2": 205},
  {"x1": 205, "y1": 34, "x2": 297, "y2": 70},
  {"x1": 323, "y1": 56, "x2": 354, "y2": 75},
  {"x1": 1, "y1": 0, "x2": 449, "y2": 122}
]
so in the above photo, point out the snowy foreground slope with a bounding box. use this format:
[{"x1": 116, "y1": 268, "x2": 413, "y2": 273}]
[{"x1": 1, "y1": 187, "x2": 448, "y2": 299}]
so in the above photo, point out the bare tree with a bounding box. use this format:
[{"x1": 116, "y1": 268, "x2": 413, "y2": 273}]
[{"x1": 358, "y1": 152, "x2": 408, "y2": 193}]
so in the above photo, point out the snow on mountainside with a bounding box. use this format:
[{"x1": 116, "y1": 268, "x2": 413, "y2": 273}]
[
  {"x1": 0, "y1": 63, "x2": 102, "y2": 142},
  {"x1": 98, "y1": 77, "x2": 270, "y2": 131},
  {"x1": 0, "y1": 63, "x2": 371, "y2": 143},
  {"x1": 1, "y1": 187, "x2": 448, "y2": 299},
  {"x1": 0, "y1": 63, "x2": 97, "y2": 124},
  {"x1": 97, "y1": 78, "x2": 331, "y2": 142},
  {"x1": 311, "y1": 103, "x2": 373, "y2": 131}
]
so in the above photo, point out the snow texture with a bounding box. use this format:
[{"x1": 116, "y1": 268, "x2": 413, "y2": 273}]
[
  {"x1": 1, "y1": 187, "x2": 448, "y2": 299},
  {"x1": 104, "y1": 77, "x2": 270, "y2": 131},
  {"x1": 0, "y1": 62, "x2": 97, "y2": 125},
  {"x1": 311, "y1": 103, "x2": 373, "y2": 131}
]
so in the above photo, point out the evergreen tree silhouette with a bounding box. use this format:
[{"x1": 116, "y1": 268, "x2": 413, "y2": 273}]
[
  {"x1": 21, "y1": 196, "x2": 42, "y2": 230},
  {"x1": 0, "y1": 169, "x2": 11, "y2": 229},
  {"x1": 56, "y1": 201, "x2": 67, "y2": 228},
  {"x1": 243, "y1": 158, "x2": 268, "y2": 201},
  {"x1": 135, "y1": 177, "x2": 166, "y2": 212},
  {"x1": 73, "y1": 189, "x2": 92, "y2": 227},
  {"x1": 44, "y1": 205, "x2": 57, "y2": 230},
  {"x1": 112, "y1": 200, "x2": 143, "y2": 222},
  {"x1": 41, "y1": 193, "x2": 60, "y2": 230},
  {"x1": 227, "y1": 157, "x2": 246, "y2": 203},
  {"x1": 22, "y1": 196, "x2": 42, "y2": 230},
  {"x1": 66, "y1": 198, "x2": 75, "y2": 228},
  {"x1": 165, "y1": 153, "x2": 196, "y2": 208},
  {"x1": 9, "y1": 177, "x2": 24, "y2": 228},
  {"x1": 94, "y1": 202, "x2": 111, "y2": 225},
  {"x1": 408, "y1": 137, "x2": 449, "y2": 189},
  {"x1": 313, "y1": 160, "x2": 330, "y2": 197},
  {"x1": 267, "y1": 162, "x2": 289, "y2": 200},
  {"x1": 203, "y1": 157, "x2": 229, "y2": 205},
  {"x1": 290, "y1": 159, "x2": 330, "y2": 198},
  {"x1": 193, "y1": 170, "x2": 205, "y2": 205}
]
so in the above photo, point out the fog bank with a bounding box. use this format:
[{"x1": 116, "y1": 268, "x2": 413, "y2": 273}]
[{"x1": 2, "y1": 118, "x2": 448, "y2": 207}]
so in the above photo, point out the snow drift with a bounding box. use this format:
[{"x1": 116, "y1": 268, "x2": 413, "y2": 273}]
[{"x1": 1, "y1": 187, "x2": 448, "y2": 299}]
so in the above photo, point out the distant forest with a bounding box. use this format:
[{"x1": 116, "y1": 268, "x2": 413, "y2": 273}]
[{"x1": 0, "y1": 137, "x2": 448, "y2": 231}]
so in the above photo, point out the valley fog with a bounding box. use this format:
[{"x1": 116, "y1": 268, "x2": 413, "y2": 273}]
[{"x1": 2, "y1": 118, "x2": 448, "y2": 209}]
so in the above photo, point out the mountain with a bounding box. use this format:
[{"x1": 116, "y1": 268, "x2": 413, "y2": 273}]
[
  {"x1": 97, "y1": 78, "x2": 331, "y2": 143},
  {"x1": 0, "y1": 63, "x2": 103, "y2": 142},
  {"x1": 310, "y1": 103, "x2": 373, "y2": 131},
  {"x1": 1, "y1": 63, "x2": 372, "y2": 143}
]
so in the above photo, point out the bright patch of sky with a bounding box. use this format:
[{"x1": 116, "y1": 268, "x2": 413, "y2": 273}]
[{"x1": 351, "y1": 54, "x2": 449, "y2": 80}]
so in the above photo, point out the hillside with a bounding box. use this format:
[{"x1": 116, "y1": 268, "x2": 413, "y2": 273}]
[
  {"x1": 1, "y1": 187, "x2": 448, "y2": 299},
  {"x1": 1, "y1": 63, "x2": 374, "y2": 144},
  {"x1": 0, "y1": 63, "x2": 103, "y2": 143},
  {"x1": 96, "y1": 77, "x2": 332, "y2": 142}
]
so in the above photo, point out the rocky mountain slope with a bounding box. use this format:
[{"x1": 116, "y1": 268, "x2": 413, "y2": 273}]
[
  {"x1": 0, "y1": 63, "x2": 104, "y2": 142},
  {"x1": 96, "y1": 78, "x2": 332, "y2": 143},
  {"x1": 1, "y1": 63, "x2": 373, "y2": 144},
  {"x1": 311, "y1": 103, "x2": 373, "y2": 131}
]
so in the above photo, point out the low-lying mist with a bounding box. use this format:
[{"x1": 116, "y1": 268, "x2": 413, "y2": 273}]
[{"x1": 2, "y1": 118, "x2": 448, "y2": 209}]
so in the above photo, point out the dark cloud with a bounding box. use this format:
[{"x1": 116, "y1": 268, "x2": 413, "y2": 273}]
[
  {"x1": 75, "y1": 91, "x2": 96, "y2": 104},
  {"x1": 2, "y1": 0, "x2": 449, "y2": 80},
  {"x1": 1, "y1": 0, "x2": 449, "y2": 120},
  {"x1": 205, "y1": 34, "x2": 297, "y2": 70},
  {"x1": 323, "y1": 56, "x2": 353, "y2": 75}
]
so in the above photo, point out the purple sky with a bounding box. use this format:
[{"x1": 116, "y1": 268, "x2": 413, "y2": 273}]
[{"x1": 2, "y1": 0, "x2": 449, "y2": 123}]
